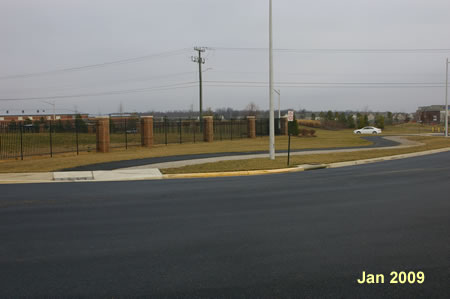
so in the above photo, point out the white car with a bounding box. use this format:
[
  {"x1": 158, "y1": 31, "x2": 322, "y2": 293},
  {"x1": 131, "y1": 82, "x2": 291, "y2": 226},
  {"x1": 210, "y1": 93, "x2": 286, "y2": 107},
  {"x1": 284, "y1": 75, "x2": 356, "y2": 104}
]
[{"x1": 353, "y1": 126, "x2": 382, "y2": 134}]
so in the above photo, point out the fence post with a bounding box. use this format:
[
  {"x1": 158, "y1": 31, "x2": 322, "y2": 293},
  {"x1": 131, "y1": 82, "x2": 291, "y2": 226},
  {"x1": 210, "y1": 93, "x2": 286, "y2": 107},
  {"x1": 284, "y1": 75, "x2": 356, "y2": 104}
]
[
  {"x1": 96, "y1": 117, "x2": 110, "y2": 153},
  {"x1": 164, "y1": 117, "x2": 168, "y2": 145},
  {"x1": 260, "y1": 119, "x2": 263, "y2": 137},
  {"x1": 140, "y1": 116, "x2": 153, "y2": 148},
  {"x1": 125, "y1": 118, "x2": 128, "y2": 150},
  {"x1": 203, "y1": 116, "x2": 214, "y2": 142},
  {"x1": 179, "y1": 118, "x2": 182, "y2": 144},
  {"x1": 20, "y1": 123, "x2": 24, "y2": 160},
  {"x1": 75, "y1": 119, "x2": 79, "y2": 155},
  {"x1": 230, "y1": 119, "x2": 233, "y2": 140},
  {"x1": 247, "y1": 116, "x2": 256, "y2": 139},
  {"x1": 49, "y1": 121, "x2": 53, "y2": 158},
  {"x1": 193, "y1": 120, "x2": 196, "y2": 143}
]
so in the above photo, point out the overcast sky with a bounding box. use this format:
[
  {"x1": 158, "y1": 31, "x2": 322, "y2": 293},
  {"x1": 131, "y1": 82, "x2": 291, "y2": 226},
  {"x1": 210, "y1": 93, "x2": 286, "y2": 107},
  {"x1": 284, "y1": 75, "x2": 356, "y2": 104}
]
[{"x1": 1, "y1": 0, "x2": 450, "y2": 115}]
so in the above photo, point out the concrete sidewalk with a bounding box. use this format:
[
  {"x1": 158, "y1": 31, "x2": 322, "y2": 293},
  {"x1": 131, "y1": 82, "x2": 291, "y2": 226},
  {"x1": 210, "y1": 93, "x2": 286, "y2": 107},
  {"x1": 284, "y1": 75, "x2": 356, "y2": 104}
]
[
  {"x1": 0, "y1": 169, "x2": 163, "y2": 184},
  {"x1": 124, "y1": 136, "x2": 421, "y2": 170}
]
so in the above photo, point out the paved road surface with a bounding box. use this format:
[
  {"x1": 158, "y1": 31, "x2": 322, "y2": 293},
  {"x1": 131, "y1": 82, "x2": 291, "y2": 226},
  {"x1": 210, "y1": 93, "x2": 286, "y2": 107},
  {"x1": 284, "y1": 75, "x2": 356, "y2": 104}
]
[{"x1": 1, "y1": 152, "x2": 449, "y2": 298}]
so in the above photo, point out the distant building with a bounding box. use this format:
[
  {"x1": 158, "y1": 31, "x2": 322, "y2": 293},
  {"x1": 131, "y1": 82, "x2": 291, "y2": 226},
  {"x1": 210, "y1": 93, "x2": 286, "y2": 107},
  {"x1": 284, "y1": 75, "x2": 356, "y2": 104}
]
[
  {"x1": 0, "y1": 113, "x2": 89, "y2": 123},
  {"x1": 367, "y1": 113, "x2": 376, "y2": 124},
  {"x1": 416, "y1": 105, "x2": 449, "y2": 124}
]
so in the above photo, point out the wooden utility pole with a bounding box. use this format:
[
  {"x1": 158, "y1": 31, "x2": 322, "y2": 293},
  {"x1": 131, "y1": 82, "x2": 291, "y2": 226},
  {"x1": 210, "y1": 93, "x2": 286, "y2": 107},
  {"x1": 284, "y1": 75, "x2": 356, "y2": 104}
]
[{"x1": 192, "y1": 47, "x2": 206, "y2": 124}]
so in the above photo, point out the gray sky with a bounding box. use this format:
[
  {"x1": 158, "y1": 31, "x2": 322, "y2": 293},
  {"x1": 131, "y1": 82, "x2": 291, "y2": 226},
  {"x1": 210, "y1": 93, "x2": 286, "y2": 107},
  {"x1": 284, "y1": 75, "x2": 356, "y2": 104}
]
[{"x1": 1, "y1": 0, "x2": 450, "y2": 115}]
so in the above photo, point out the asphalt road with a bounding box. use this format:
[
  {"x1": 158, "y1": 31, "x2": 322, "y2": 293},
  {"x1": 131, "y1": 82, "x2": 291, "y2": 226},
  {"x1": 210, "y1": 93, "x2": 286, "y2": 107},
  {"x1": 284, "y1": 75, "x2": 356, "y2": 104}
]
[
  {"x1": 1, "y1": 152, "x2": 449, "y2": 298},
  {"x1": 64, "y1": 135, "x2": 398, "y2": 171}
]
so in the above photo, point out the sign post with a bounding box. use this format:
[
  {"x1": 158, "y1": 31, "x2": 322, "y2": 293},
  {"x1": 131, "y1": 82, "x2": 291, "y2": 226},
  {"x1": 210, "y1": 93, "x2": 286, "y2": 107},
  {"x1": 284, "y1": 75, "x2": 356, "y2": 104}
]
[{"x1": 287, "y1": 110, "x2": 294, "y2": 166}]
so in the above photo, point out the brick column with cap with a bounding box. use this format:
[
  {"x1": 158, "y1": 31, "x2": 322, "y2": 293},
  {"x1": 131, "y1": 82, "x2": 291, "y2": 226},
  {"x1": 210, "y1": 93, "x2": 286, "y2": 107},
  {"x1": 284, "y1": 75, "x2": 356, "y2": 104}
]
[
  {"x1": 280, "y1": 116, "x2": 289, "y2": 136},
  {"x1": 96, "y1": 117, "x2": 110, "y2": 153},
  {"x1": 140, "y1": 116, "x2": 154, "y2": 148},
  {"x1": 247, "y1": 116, "x2": 256, "y2": 138},
  {"x1": 203, "y1": 116, "x2": 214, "y2": 142}
]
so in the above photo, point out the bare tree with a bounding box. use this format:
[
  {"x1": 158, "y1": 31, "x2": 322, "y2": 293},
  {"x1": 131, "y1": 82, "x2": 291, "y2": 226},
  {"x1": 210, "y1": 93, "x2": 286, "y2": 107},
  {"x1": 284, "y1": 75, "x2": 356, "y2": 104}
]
[{"x1": 245, "y1": 102, "x2": 259, "y2": 116}]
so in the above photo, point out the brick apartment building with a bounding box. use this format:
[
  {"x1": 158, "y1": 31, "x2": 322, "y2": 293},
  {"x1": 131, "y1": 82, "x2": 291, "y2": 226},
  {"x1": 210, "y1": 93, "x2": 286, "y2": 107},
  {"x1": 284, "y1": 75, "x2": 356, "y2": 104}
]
[
  {"x1": 0, "y1": 113, "x2": 89, "y2": 123},
  {"x1": 416, "y1": 105, "x2": 449, "y2": 124}
]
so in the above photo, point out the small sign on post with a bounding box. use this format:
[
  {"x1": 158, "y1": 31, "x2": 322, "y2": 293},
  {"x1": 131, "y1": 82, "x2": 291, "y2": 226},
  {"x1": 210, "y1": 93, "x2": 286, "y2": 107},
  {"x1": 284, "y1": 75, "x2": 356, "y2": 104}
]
[
  {"x1": 287, "y1": 110, "x2": 294, "y2": 122},
  {"x1": 287, "y1": 111, "x2": 294, "y2": 166}
]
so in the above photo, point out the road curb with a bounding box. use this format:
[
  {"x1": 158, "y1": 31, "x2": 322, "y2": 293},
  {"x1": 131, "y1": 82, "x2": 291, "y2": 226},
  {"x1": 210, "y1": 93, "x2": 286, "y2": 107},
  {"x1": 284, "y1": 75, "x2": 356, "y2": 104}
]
[
  {"x1": 1, "y1": 147, "x2": 450, "y2": 184},
  {"x1": 162, "y1": 166, "x2": 306, "y2": 179},
  {"x1": 326, "y1": 147, "x2": 450, "y2": 169},
  {"x1": 160, "y1": 147, "x2": 450, "y2": 179}
]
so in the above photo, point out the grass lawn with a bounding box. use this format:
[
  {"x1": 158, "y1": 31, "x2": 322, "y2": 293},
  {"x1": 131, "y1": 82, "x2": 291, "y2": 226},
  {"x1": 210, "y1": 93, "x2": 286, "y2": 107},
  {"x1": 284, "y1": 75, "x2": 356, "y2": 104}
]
[
  {"x1": 0, "y1": 128, "x2": 369, "y2": 173},
  {"x1": 381, "y1": 123, "x2": 436, "y2": 135},
  {"x1": 161, "y1": 136, "x2": 450, "y2": 174}
]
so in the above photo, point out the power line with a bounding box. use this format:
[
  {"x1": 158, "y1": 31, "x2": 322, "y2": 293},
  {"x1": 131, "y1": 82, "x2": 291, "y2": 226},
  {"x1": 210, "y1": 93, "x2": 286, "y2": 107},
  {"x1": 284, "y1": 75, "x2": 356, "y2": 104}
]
[
  {"x1": 0, "y1": 82, "x2": 197, "y2": 101},
  {"x1": 204, "y1": 84, "x2": 445, "y2": 88},
  {"x1": 211, "y1": 47, "x2": 450, "y2": 54},
  {"x1": 0, "y1": 48, "x2": 191, "y2": 80},
  {"x1": 1, "y1": 70, "x2": 199, "y2": 94},
  {"x1": 204, "y1": 80, "x2": 445, "y2": 85}
]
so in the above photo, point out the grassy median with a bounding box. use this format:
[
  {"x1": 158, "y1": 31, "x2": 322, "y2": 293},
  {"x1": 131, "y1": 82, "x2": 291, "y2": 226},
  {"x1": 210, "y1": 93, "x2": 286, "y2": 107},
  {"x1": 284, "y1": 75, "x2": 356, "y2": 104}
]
[
  {"x1": 161, "y1": 136, "x2": 450, "y2": 174},
  {"x1": 0, "y1": 128, "x2": 369, "y2": 173}
]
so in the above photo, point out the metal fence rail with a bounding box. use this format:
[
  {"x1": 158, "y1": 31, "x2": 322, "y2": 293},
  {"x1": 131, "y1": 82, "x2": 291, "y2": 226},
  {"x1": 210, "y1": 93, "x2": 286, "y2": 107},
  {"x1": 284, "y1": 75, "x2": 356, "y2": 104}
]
[
  {"x1": 153, "y1": 118, "x2": 203, "y2": 145},
  {"x1": 0, "y1": 120, "x2": 96, "y2": 160},
  {"x1": 0, "y1": 117, "x2": 273, "y2": 160},
  {"x1": 213, "y1": 119, "x2": 248, "y2": 141},
  {"x1": 109, "y1": 118, "x2": 141, "y2": 149}
]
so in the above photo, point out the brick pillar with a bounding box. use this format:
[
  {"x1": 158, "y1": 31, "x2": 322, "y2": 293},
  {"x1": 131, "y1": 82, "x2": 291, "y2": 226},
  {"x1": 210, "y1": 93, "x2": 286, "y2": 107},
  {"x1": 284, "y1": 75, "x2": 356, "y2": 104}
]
[
  {"x1": 140, "y1": 116, "x2": 154, "y2": 148},
  {"x1": 203, "y1": 116, "x2": 214, "y2": 142},
  {"x1": 247, "y1": 116, "x2": 256, "y2": 138},
  {"x1": 96, "y1": 117, "x2": 110, "y2": 153},
  {"x1": 280, "y1": 116, "x2": 288, "y2": 136}
]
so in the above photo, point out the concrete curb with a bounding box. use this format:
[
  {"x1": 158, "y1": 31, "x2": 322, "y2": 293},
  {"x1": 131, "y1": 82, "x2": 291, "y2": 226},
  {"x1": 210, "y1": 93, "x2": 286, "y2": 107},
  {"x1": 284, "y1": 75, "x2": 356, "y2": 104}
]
[
  {"x1": 326, "y1": 146, "x2": 450, "y2": 169},
  {"x1": 1, "y1": 147, "x2": 450, "y2": 184},
  {"x1": 0, "y1": 169, "x2": 163, "y2": 184},
  {"x1": 160, "y1": 147, "x2": 450, "y2": 179},
  {"x1": 163, "y1": 166, "x2": 304, "y2": 179}
]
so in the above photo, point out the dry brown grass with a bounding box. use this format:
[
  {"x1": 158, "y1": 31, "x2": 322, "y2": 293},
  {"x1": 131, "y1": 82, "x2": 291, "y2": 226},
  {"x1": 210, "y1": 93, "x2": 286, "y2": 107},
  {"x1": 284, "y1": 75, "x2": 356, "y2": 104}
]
[
  {"x1": 381, "y1": 123, "x2": 435, "y2": 135},
  {"x1": 161, "y1": 136, "x2": 450, "y2": 174}
]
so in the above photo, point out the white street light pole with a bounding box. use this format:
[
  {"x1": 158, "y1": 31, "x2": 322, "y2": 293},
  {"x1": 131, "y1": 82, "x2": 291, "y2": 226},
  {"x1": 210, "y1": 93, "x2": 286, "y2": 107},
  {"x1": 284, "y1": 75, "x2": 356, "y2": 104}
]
[
  {"x1": 445, "y1": 58, "x2": 449, "y2": 138},
  {"x1": 41, "y1": 100, "x2": 56, "y2": 120},
  {"x1": 269, "y1": 0, "x2": 275, "y2": 159},
  {"x1": 274, "y1": 89, "x2": 281, "y2": 129}
]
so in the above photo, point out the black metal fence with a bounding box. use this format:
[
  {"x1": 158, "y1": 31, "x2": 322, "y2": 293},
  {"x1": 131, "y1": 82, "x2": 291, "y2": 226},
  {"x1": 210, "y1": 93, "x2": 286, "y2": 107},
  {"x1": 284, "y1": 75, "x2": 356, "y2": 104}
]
[
  {"x1": 256, "y1": 118, "x2": 282, "y2": 136},
  {"x1": 214, "y1": 119, "x2": 248, "y2": 141},
  {"x1": 109, "y1": 117, "x2": 141, "y2": 149},
  {"x1": 153, "y1": 118, "x2": 203, "y2": 145},
  {"x1": 0, "y1": 117, "x2": 275, "y2": 160},
  {"x1": 0, "y1": 120, "x2": 96, "y2": 160}
]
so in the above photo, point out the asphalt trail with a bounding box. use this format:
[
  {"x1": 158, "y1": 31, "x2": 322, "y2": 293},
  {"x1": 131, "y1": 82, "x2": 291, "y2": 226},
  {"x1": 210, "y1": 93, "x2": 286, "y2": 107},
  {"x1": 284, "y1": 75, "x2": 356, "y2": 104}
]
[
  {"x1": 64, "y1": 135, "x2": 398, "y2": 171},
  {"x1": 1, "y1": 151, "x2": 449, "y2": 298}
]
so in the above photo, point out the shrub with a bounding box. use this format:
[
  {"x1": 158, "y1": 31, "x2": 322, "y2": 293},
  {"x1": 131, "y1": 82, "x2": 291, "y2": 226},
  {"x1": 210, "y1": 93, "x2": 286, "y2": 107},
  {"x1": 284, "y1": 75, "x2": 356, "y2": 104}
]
[
  {"x1": 309, "y1": 129, "x2": 316, "y2": 137},
  {"x1": 297, "y1": 120, "x2": 321, "y2": 128},
  {"x1": 298, "y1": 128, "x2": 308, "y2": 136}
]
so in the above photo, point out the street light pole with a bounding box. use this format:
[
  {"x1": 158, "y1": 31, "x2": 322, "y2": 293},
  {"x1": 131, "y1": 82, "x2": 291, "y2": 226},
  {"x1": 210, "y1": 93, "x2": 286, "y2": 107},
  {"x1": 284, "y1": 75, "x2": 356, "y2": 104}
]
[
  {"x1": 445, "y1": 58, "x2": 449, "y2": 138},
  {"x1": 269, "y1": 0, "x2": 275, "y2": 160}
]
